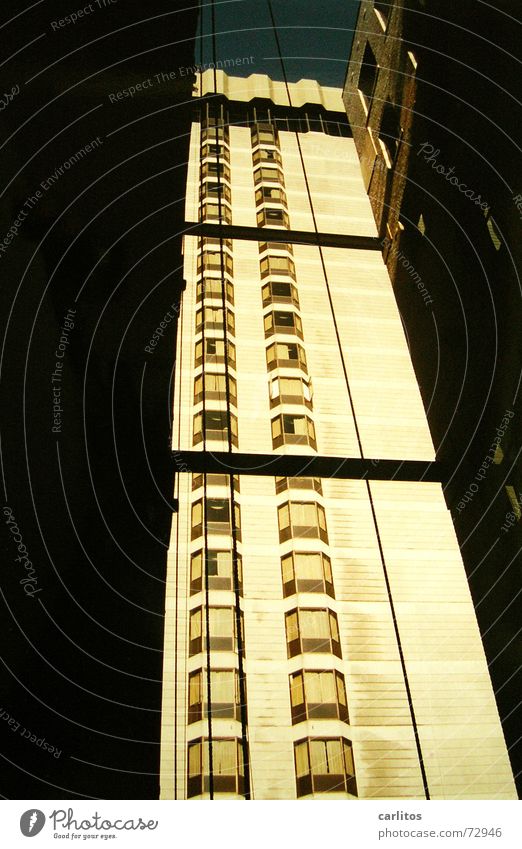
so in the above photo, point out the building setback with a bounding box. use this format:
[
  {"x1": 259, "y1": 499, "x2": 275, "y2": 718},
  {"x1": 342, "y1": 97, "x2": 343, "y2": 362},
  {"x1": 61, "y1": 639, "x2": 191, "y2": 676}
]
[{"x1": 159, "y1": 70, "x2": 516, "y2": 799}]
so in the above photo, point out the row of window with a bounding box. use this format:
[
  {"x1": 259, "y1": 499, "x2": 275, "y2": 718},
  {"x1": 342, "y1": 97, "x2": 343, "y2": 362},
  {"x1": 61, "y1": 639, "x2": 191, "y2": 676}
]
[
  {"x1": 188, "y1": 605, "x2": 341, "y2": 659},
  {"x1": 193, "y1": 407, "x2": 319, "y2": 449},
  {"x1": 189, "y1": 548, "x2": 333, "y2": 598},
  {"x1": 190, "y1": 472, "x2": 322, "y2": 495},
  {"x1": 187, "y1": 668, "x2": 348, "y2": 726},
  {"x1": 190, "y1": 498, "x2": 329, "y2": 543},
  {"x1": 187, "y1": 736, "x2": 357, "y2": 797}
]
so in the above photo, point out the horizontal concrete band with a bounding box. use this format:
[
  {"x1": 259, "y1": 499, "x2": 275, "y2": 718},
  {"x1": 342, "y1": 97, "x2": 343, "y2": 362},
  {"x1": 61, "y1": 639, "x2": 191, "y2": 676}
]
[
  {"x1": 184, "y1": 221, "x2": 382, "y2": 251},
  {"x1": 172, "y1": 450, "x2": 443, "y2": 482}
]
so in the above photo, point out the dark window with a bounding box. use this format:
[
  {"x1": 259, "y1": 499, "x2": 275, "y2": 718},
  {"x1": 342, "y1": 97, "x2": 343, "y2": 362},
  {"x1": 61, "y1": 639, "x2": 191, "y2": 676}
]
[
  {"x1": 294, "y1": 738, "x2": 357, "y2": 797},
  {"x1": 358, "y1": 42, "x2": 378, "y2": 110},
  {"x1": 187, "y1": 738, "x2": 245, "y2": 797},
  {"x1": 254, "y1": 166, "x2": 285, "y2": 185},
  {"x1": 379, "y1": 100, "x2": 402, "y2": 164},
  {"x1": 285, "y1": 608, "x2": 342, "y2": 658},
  {"x1": 191, "y1": 498, "x2": 241, "y2": 539},
  {"x1": 281, "y1": 551, "x2": 334, "y2": 597},
  {"x1": 290, "y1": 671, "x2": 348, "y2": 723}
]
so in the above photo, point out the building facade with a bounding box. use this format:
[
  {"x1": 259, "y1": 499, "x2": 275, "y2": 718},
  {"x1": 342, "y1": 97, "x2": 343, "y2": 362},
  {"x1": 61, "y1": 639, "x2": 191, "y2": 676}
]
[
  {"x1": 343, "y1": 0, "x2": 522, "y2": 793},
  {"x1": 159, "y1": 71, "x2": 516, "y2": 800}
]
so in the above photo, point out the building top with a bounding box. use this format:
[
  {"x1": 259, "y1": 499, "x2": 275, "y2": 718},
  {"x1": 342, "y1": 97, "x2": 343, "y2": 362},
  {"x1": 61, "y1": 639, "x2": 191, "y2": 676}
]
[{"x1": 195, "y1": 70, "x2": 345, "y2": 113}]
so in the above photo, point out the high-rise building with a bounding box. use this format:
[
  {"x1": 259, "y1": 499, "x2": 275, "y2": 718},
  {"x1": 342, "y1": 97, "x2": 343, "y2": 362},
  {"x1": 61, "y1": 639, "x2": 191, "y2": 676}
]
[{"x1": 159, "y1": 70, "x2": 516, "y2": 800}]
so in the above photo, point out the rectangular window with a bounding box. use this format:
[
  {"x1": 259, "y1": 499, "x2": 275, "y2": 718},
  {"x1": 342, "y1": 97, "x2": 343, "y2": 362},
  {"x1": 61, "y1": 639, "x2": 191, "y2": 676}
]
[
  {"x1": 277, "y1": 501, "x2": 328, "y2": 542},
  {"x1": 271, "y1": 414, "x2": 316, "y2": 449},
  {"x1": 188, "y1": 669, "x2": 242, "y2": 723},
  {"x1": 358, "y1": 41, "x2": 378, "y2": 112},
  {"x1": 290, "y1": 671, "x2": 348, "y2": 723},
  {"x1": 189, "y1": 606, "x2": 243, "y2": 655},
  {"x1": 285, "y1": 608, "x2": 341, "y2": 658},
  {"x1": 281, "y1": 551, "x2": 334, "y2": 597},
  {"x1": 190, "y1": 550, "x2": 242, "y2": 594},
  {"x1": 266, "y1": 342, "x2": 307, "y2": 372},
  {"x1": 294, "y1": 738, "x2": 357, "y2": 797},
  {"x1": 187, "y1": 738, "x2": 245, "y2": 797}
]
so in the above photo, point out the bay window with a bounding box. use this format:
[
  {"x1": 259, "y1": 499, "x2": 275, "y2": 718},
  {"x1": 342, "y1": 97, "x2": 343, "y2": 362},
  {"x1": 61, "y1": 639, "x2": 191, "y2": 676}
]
[
  {"x1": 187, "y1": 738, "x2": 245, "y2": 797},
  {"x1": 294, "y1": 738, "x2": 357, "y2": 796},
  {"x1": 289, "y1": 671, "x2": 348, "y2": 723},
  {"x1": 277, "y1": 501, "x2": 328, "y2": 542},
  {"x1": 285, "y1": 608, "x2": 341, "y2": 657},
  {"x1": 281, "y1": 551, "x2": 334, "y2": 597}
]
